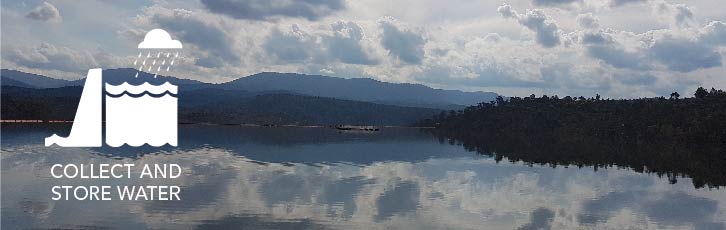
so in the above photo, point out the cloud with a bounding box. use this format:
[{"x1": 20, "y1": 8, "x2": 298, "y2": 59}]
[
  {"x1": 264, "y1": 25, "x2": 319, "y2": 63},
  {"x1": 374, "y1": 181, "x2": 420, "y2": 221},
  {"x1": 539, "y1": 63, "x2": 612, "y2": 95},
  {"x1": 672, "y1": 5, "x2": 694, "y2": 28},
  {"x1": 324, "y1": 21, "x2": 380, "y2": 65},
  {"x1": 200, "y1": 0, "x2": 345, "y2": 21},
  {"x1": 576, "y1": 13, "x2": 599, "y2": 29},
  {"x1": 518, "y1": 207, "x2": 555, "y2": 230},
  {"x1": 614, "y1": 72, "x2": 657, "y2": 85},
  {"x1": 518, "y1": 10, "x2": 562, "y2": 48},
  {"x1": 580, "y1": 32, "x2": 612, "y2": 45},
  {"x1": 263, "y1": 22, "x2": 379, "y2": 66},
  {"x1": 417, "y1": 63, "x2": 551, "y2": 89},
  {"x1": 579, "y1": 191, "x2": 719, "y2": 226},
  {"x1": 652, "y1": 0, "x2": 695, "y2": 28},
  {"x1": 497, "y1": 4, "x2": 517, "y2": 20},
  {"x1": 531, "y1": 0, "x2": 580, "y2": 7},
  {"x1": 699, "y1": 21, "x2": 726, "y2": 46},
  {"x1": 585, "y1": 43, "x2": 649, "y2": 70},
  {"x1": 609, "y1": 0, "x2": 646, "y2": 7},
  {"x1": 413, "y1": 36, "x2": 559, "y2": 89},
  {"x1": 5, "y1": 43, "x2": 99, "y2": 72},
  {"x1": 648, "y1": 36, "x2": 721, "y2": 72},
  {"x1": 137, "y1": 29, "x2": 183, "y2": 49},
  {"x1": 498, "y1": 4, "x2": 561, "y2": 48},
  {"x1": 379, "y1": 19, "x2": 426, "y2": 64},
  {"x1": 143, "y1": 8, "x2": 240, "y2": 68},
  {"x1": 579, "y1": 20, "x2": 725, "y2": 74},
  {"x1": 25, "y1": 2, "x2": 62, "y2": 23},
  {"x1": 4, "y1": 0, "x2": 725, "y2": 98}
]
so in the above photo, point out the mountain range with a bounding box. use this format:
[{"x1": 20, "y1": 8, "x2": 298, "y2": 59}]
[{"x1": 1, "y1": 68, "x2": 498, "y2": 126}]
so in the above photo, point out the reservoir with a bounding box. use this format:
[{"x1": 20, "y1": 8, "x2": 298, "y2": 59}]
[{"x1": 2, "y1": 124, "x2": 725, "y2": 229}]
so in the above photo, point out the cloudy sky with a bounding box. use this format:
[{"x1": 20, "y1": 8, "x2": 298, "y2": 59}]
[{"x1": 1, "y1": 0, "x2": 725, "y2": 98}]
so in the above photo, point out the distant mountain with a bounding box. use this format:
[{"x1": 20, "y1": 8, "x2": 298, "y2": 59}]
[
  {"x1": 100, "y1": 68, "x2": 212, "y2": 91},
  {"x1": 0, "y1": 77, "x2": 38, "y2": 88},
  {"x1": 2, "y1": 86, "x2": 440, "y2": 126},
  {"x1": 5, "y1": 69, "x2": 504, "y2": 125},
  {"x1": 220, "y1": 72, "x2": 498, "y2": 109},
  {"x1": 1, "y1": 69, "x2": 80, "y2": 88},
  {"x1": 1, "y1": 68, "x2": 498, "y2": 109},
  {"x1": 180, "y1": 93, "x2": 440, "y2": 125},
  {"x1": 1, "y1": 68, "x2": 211, "y2": 90}
]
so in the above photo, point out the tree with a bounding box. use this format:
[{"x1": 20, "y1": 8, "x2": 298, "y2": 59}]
[
  {"x1": 695, "y1": 87, "x2": 709, "y2": 99},
  {"x1": 495, "y1": 96, "x2": 505, "y2": 105},
  {"x1": 670, "y1": 92, "x2": 680, "y2": 100},
  {"x1": 429, "y1": 88, "x2": 726, "y2": 188}
]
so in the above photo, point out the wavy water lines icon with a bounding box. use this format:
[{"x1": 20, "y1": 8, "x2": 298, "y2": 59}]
[
  {"x1": 105, "y1": 82, "x2": 178, "y2": 95},
  {"x1": 105, "y1": 81, "x2": 178, "y2": 147}
]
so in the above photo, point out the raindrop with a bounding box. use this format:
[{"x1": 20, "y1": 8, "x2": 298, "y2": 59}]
[
  {"x1": 157, "y1": 66, "x2": 161, "y2": 72},
  {"x1": 170, "y1": 59, "x2": 175, "y2": 66},
  {"x1": 166, "y1": 66, "x2": 170, "y2": 71},
  {"x1": 135, "y1": 72, "x2": 139, "y2": 78},
  {"x1": 147, "y1": 51, "x2": 151, "y2": 58},
  {"x1": 161, "y1": 59, "x2": 166, "y2": 65},
  {"x1": 138, "y1": 52, "x2": 142, "y2": 58},
  {"x1": 133, "y1": 59, "x2": 138, "y2": 66},
  {"x1": 148, "y1": 66, "x2": 152, "y2": 71},
  {"x1": 167, "y1": 52, "x2": 171, "y2": 58},
  {"x1": 156, "y1": 52, "x2": 161, "y2": 58},
  {"x1": 152, "y1": 59, "x2": 156, "y2": 65},
  {"x1": 175, "y1": 52, "x2": 179, "y2": 58},
  {"x1": 142, "y1": 59, "x2": 146, "y2": 65}
]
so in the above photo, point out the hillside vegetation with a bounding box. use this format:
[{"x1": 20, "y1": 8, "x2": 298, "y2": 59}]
[{"x1": 421, "y1": 88, "x2": 726, "y2": 188}]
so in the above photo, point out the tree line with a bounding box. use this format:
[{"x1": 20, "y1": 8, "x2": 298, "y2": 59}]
[{"x1": 420, "y1": 87, "x2": 726, "y2": 188}]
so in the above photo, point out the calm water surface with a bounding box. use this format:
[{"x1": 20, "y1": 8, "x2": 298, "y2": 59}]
[{"x1": 2, "y1": 124, "x2": 725, "y2": 229}]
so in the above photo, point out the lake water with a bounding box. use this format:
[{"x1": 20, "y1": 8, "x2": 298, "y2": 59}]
[{"x1": 2, "y1": 124, "x2": 725, "y2": 229}]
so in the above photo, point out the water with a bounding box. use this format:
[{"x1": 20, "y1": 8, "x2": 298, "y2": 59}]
[{"x1": 2, "y1": 124, "x2": 725, "y2": 229}]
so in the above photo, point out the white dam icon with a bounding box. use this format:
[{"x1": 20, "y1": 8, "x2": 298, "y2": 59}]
[{"x1": 45, "y1": 69, "x2": 178, "y2": 147}]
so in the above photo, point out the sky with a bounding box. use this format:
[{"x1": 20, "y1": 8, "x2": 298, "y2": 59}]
[{"x1": 1, "y1": 0, "x2": 725, "y2": 98}]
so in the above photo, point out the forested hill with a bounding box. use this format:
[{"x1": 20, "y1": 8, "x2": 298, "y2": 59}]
[
  {"x1": 421, "y1": 88, "x2": 726, "y2": 188},
  {"x1": 1, "y1": 68, "x2": 497, "y2": 110},
  {"x1": 1, "y1": 86, "x2": 441, "y2": 126}
]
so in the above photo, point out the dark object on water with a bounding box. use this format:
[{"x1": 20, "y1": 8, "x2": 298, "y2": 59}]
[{"x1": 335, "y1": 125, "x2": 380, "y2": 131}]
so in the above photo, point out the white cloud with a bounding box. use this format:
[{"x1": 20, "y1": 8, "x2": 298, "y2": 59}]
[
  {"x1": 5, "y1": 43, "x2": 98, "y2": 72},
  {"x1": 2, "y1": 0, "x2": 725, "y2": 98},
  {"x1": 650, "y1": 0, "x2": 696, "y2": 29},
  {"x1": 609, "y1": 0, "x2": 647, "y2": 7},
  {"x1": 379, "y1": 18, "x2": 426, "y2": 64},
  {"x1": 25, "y1": 2, "x2": 62, "y2": 23},
  {"x1": 576, "y1": 13, "x2": 600, "y2": 29},
  {"x1": 498, "y1": 4, "x2": 562, "y2": 48},
  {"x1": 4, "y1": 145, "x2": 724, "y2": 229},
  {"x1": 137, "y1": 29, "x2": 183, "y2": 49},
  {"x1": 200, "y1": 0, "x2": 345, "y2": 21},
  {"x1": 532, "y1": 0, "x2": 581, "y2": 7}
]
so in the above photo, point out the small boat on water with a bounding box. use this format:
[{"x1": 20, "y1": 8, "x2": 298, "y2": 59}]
[{"x1": 335, "y1": 125, "x2": 380, "y2": 131}]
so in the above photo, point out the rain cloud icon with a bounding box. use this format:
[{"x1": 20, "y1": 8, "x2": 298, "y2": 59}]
[{"x1": 138, "y1": 29, "x2": 182, "y2": 49}]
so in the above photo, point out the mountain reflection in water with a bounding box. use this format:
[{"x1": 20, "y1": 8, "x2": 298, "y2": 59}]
[{"x1": 2, "y1": 124, "x2": 725, "y2": 229}]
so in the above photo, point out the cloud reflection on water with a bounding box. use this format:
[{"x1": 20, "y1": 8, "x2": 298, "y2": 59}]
[{"x1": 2, "y1": 126, "x2": 726, "y2": 229}]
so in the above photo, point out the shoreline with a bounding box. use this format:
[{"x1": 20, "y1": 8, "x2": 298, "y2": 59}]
[{"x1": 0, "y1": 120, "x2": 436, "y2": 129}]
